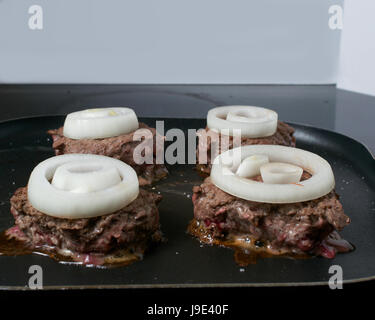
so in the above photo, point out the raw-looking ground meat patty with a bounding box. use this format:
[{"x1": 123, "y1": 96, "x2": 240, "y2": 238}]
[
  {"x1": 7, "y1": 187, "x2": 162, "y2": 265},
  {"x1": 191, "y1": 177, "x2": 352, "y2": 258},
  {"x1": 48, "y1": 122, "x2": 168, "y2": 186},
  {"x1": 196, "y1": 121, "x2": 296, "y2": 175}
]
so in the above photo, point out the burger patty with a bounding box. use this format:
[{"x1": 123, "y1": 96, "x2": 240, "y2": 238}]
[
  {"x1": 191, "y1": 177, "x2": 352, "y2": 257},
  {"x1": 8, "y1": 187, "x2": 162, "y2": 256},
  {"x1": 48, "y1": 122, "x2": 168, "y2": 186},
  {"x1": 196, "y1": 121, "x2": 296, "y2": 175}
]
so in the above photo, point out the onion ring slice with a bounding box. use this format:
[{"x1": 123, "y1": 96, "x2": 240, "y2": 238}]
[
  {"x1": 63, "y1": 107, "x2": 139, "y2": 139},
  {"x1": 28, "y1": 154, "x2": 139, "y2": 219},
  {"x1": 260, "y1": 162, "x2": 303, "y2": 184},
  {"x1": 207, "y1": 106, "x2": 278, "y2": 138},
  {"x1": 236, "y1": 154, "x2": 269, "y2": 178},
  {"x1": 211, "y1": 145, "x2": 335, "y2": 203}
]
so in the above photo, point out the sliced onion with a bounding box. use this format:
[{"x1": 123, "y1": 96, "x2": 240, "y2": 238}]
[
  {"x1": 63, "y1": 107, "x2": 139, "y2": 139},
  {"x1": 226, "y1": 111, "x2": 253, "y2": 123},
  {"x1": 207, "y1": 106, "x2": 278, "y2": 138},
  {"x1": 28, "y1": 154, "x2": 139, "y2": 219},
  {"x1": 211, "y1": 145, "x2": 335, "y2": 203},
  {"x1": 52, "y1": 162, "x2": 122, "y2": 193},
  {"x1": 236, "y1": 155, "x2": 269, "y2": 178},
  {"x1": 260, "y1": 162, "x2": 303, "y2": 184}
]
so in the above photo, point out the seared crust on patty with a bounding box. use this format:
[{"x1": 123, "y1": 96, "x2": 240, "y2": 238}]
[
  {"x1": 9, "y1": 187, "x2": 162, "y2": 254},
  {"x1": 196, "y1": 121, "x2": 296, "y2": 175},
  {"x1": 191, "y1": 177, "x2": 350, "y2": 255},
  {"x1": 48, "y1": 122, "x2": 168, "y2": 186}
]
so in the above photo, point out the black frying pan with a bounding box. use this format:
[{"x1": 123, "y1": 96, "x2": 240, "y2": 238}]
[{"x1": 0, "y1": 116, "x2": 374, "y2": 289}]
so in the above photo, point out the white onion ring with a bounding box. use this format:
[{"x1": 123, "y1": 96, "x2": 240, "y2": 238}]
[
  {"x1": 236, "y1": 155, "x2": 269, "y2": 178},
  {"x1": 207, "y1": 106, "x2": 278, "y2": 138},
  {"x1": 63, "y1": 107, "x2": 139, "y2": 139},
  {"x1": 260, "y1": 162, "x2": 303, "y2": 184},
  {"x1": 211, "y1": 145, "x2": 335, "y2": 203},
  {"x1": 52, "y1": 162, "x2": 122, "y2": 193},
  {"x1": 28, "y1": 154, "x2": 139, "y2": 219}
]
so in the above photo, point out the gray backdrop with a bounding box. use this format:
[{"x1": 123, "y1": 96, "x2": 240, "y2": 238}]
[{"x1": 0, "y1": 0, "x2": 343, "y2": 84}]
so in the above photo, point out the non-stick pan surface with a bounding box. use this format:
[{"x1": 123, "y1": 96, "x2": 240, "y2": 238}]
[{"x1": 0, "y1": 116, "x2": 374, "y2": 289}]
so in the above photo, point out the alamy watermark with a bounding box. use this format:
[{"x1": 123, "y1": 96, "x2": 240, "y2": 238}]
[
  {"x1": 28, "y1": 265, "x2": 43, "y2": 289},
  {"x1": 328, "y1": 5, "x2": 343, "y2": 30},
  {"x1": 27, "y1": 4, "x2": 343, "y2": 32},
  {"x1": 131, "y1": 121, "x2": 242, "y2": 167},
  {"x1": 328, "y1": 265, "x2": 343, "y2": 289},
  {"x1": 28, "y1": 5, "x2": 43, "y2": 30}
]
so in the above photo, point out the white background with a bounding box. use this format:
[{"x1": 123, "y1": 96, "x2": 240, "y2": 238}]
[{"x1": 337, "y1": 0, "x2": 375, "y2": 96}]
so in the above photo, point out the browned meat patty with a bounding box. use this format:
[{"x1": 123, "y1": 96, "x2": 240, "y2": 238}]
[
  {"x1": 48, "y1": 122, "x2": 168, "y2": 186},
  {"x1": 196, "y1": 121, "x2": 296, "y2": 175},
  {"x1": 7, "y1": 187, "x2": 162, "y2": 265},
  {"x1": 191, "y1": 177, "x2": 352, "y2": 258}
]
